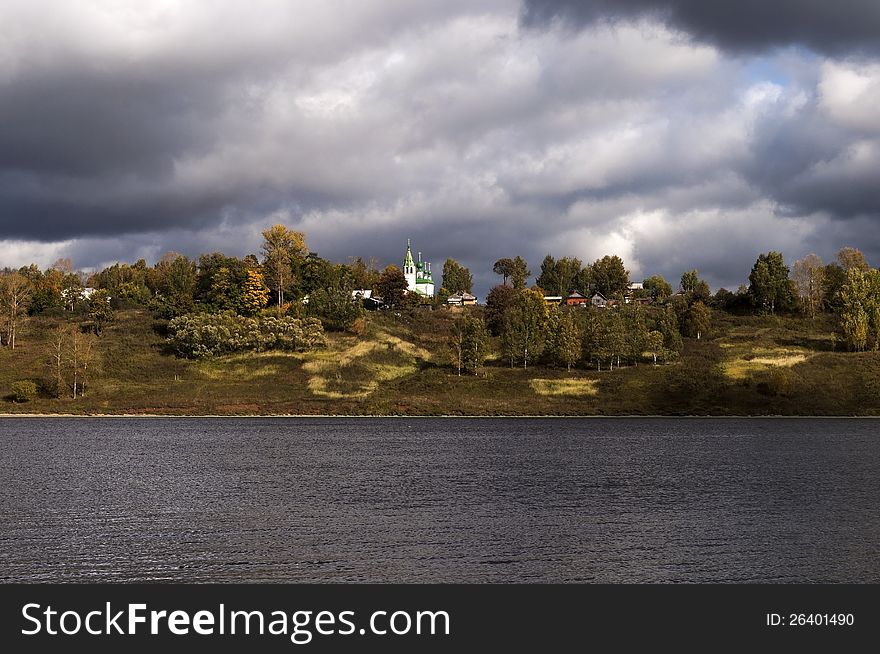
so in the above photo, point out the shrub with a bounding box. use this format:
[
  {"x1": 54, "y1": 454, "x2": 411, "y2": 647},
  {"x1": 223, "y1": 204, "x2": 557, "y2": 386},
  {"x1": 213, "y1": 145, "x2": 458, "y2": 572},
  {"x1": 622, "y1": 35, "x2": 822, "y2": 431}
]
[
  {"x1": 10, "y1": 380, "x2": 38, "y2": 403},
  {"x1": 166, "y1": 312, "x2": 325, "y2": 358}
]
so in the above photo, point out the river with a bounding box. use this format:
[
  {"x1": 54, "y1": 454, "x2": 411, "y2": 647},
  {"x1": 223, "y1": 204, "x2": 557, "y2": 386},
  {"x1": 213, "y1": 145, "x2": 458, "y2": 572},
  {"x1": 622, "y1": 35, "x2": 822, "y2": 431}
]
[{"x1": 0, "y1": 417, "x2": 877, "y2": 582}]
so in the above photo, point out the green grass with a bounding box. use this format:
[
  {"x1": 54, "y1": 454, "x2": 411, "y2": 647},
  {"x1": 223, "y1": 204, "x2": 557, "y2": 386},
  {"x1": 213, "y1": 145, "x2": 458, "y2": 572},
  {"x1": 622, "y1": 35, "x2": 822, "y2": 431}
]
[{"x1": 1, "y1": 307, "x2": 879, "y2": 415}]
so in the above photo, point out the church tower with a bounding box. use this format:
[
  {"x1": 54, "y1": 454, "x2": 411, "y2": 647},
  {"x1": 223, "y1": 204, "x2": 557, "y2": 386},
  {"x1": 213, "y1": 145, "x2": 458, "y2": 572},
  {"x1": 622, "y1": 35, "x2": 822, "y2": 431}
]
[{"x1": 402, "y1": 239, "x2": 434, "y2": 298}]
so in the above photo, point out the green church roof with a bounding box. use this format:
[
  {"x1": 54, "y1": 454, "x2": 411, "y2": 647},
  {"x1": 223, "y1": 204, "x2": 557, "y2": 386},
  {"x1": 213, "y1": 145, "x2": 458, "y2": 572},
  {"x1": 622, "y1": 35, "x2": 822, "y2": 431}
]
[{"x1": 404, "y1": 239, "x2": 415, "y2": 268}]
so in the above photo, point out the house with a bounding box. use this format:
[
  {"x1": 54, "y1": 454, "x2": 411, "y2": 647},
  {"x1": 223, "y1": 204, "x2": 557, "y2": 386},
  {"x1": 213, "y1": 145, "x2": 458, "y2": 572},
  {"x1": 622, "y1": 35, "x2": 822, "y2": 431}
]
[
  {"x1": 591, "y1": 292, "x2": 608, "y2": 308},
  {"x1": 447, "y1": 292, "x2": 477, "y2": 306},
  {"x1": 352, "y1": 289, "x2": 373, "y2": 300},
  {"x1": 542, "y1": 295, "x2": 563, "y2": 306},
  {"x1": 564, "y1": 291, "x2": 589, "y2": 306}
]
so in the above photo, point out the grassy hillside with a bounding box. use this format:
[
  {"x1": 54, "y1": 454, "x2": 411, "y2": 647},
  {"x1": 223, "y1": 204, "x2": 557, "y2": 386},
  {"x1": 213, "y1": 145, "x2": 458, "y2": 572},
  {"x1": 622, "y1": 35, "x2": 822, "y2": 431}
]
[{"x1": 2, "y1": 307, "x2": 879, "y2": 415}]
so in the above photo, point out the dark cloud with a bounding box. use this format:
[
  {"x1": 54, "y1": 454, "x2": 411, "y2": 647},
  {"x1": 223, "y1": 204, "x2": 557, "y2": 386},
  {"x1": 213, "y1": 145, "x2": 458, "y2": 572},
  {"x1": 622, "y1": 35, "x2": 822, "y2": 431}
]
[
  {"x1": 0, "y1": 1, "x2": 879, "y2": 298},
  {"x1": 521, "y1": 0, "x2": 880, "y2": 56}
]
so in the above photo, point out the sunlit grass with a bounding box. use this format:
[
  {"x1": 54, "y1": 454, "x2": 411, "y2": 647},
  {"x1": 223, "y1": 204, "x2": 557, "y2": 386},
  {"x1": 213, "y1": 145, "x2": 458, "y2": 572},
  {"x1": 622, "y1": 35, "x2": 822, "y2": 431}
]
[{"x1": 530, "y1": 378, "x2": 598, "y2": 396}]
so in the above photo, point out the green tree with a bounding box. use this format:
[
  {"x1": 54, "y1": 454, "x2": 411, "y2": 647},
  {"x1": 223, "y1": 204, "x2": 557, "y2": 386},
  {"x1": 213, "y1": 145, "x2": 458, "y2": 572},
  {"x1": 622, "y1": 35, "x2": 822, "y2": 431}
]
[
  {"x1": 658, "y1": 304, "x2": 683, "y2": 356},
  {"x1": 510, "y1": 256, "x2": 531, "y2": 290},
  {"x1": 440, "y1": 258, "x2": 473, "y2": 299},
  {"x1": 680, "y1": 269, "x2": 700, "y2": 293},
  {"x1": 492, "y1": 258, "x2": 515, "y2": 285},
  {"x1": 86, "y1": 289, "x2": 113, "y2": 336},
  {"x1": 485, "y1": 284, "x2": 517, "y2": 335},
  {"x1": 643, "y1": 275, "x2": 672, "y2": 301},
  {"x1": 590, "y1": 255, "x2": 629, "y2": 298},
  {"x1": 377, "y1": 265, "x2": 409, "y2": 309},
  {"x1": 151, "y1": 252, "x2": 197, "y2": 318},
  {"x1": 620, "y1": 303, "x2": 649, "y2": 364},
  {"x1": 536, "y1": 255, "x2": 559, "y2": 294},
  {"x1": 684, "y1": 301, "x2": 711, "y2": 340},
  {"x1": 462, "y1": 315, "x2": 490, "y2": 375},
  {"x1": 501, "y1": 289, "x2": 548, "y2": 368},
  {"x1": 839, "y1": 268, "x2": 872, "y2": 351},
  {"x1": 553, "y1": 309, "x2": 581, "y2": 371},
  {"x1": 836, "y1": 246, "x2": 870, "y2": 273},
  {"x1": 748, "y1": 251, "x2": 795, "y2": 314}
]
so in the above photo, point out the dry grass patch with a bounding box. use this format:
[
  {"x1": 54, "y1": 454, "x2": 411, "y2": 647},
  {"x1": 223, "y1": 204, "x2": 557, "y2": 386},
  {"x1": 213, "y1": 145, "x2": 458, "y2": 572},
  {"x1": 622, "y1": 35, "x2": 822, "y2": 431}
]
[
  {"x1": 530, "y1": 378, "x2": 599, "y2": 397},
  {"x1": 723, "y1": 347, "x2": 811, "y2": 380},
  {"x1": 303, "y1": 331, "x2": 432, "y2": 399}
]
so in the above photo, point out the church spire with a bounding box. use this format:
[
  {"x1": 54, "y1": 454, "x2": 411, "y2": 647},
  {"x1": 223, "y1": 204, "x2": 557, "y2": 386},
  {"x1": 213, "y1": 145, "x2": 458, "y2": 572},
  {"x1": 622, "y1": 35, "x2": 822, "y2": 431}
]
[{"x1": 404, "y1": 239, "x2": 415, "y2": 269}]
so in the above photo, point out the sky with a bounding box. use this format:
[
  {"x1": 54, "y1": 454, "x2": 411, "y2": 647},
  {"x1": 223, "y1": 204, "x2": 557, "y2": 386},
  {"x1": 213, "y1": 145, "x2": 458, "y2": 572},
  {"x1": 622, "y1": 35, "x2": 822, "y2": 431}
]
[{"x1": 1, "y1": 0, "x2": 879, "y2": 297}]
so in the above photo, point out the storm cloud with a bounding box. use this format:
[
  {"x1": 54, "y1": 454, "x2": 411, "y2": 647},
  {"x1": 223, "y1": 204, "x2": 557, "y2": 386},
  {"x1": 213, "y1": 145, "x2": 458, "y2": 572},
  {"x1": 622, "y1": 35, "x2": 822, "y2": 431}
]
[
  {"x1": 521, "y1": 0, "x2": 880, "y2": 56},
  {"x1": 0, "y1": 0, "x2": 878, "y2": 296}
]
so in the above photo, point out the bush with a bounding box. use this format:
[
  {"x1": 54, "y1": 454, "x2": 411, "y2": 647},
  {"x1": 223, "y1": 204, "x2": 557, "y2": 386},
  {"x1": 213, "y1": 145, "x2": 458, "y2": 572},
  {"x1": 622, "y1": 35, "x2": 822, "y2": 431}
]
[
  {"x1": 10, "y1": 380, "x2": 38, "y2": 403},
  {"x1": 166, "y1": 312, "x2": 325, "y2": 358}
]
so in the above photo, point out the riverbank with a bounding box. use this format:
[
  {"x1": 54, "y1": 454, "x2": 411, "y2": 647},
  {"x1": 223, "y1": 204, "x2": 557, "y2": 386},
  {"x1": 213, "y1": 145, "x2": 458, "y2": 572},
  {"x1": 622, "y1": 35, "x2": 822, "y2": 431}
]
[{"x1": 2, "y1": 308, "x2": 879, "y2": 416}]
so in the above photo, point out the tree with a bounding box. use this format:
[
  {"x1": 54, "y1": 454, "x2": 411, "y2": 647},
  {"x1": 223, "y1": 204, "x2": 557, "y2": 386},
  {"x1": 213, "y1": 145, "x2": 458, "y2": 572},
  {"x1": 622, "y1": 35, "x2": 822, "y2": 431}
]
[
  {"x1": 485, "y1": 284, "x2": 518, "y2": 335},
  {"x1": 377, "y1": 265, "x2": 408, "y2": 309},
  {"x1": 553, "y1": 309, "x2": 581, "y2": 371},
  {"x1": 748, "y1": 251, "x2": 795, "y2": 314},
  {"x1": 536, "y1": 255, "x2": 559, "y2": 295},
  {"x1": 680, "y1": 269, "x2": 710, "y2": 303},
  {"x1": 449, "y1": 314, "x2": 490, "y2": 375},
  {"x1": 620, "y1": 303, "x2": 649, "y2": 364},
  {"x1": 510, "y1": 256, "x2": 531, "y2": 290},
  {"x1": 242, "y1": 269, "x2": 269, "y2": 316},
  {"x1": 493, "y1": 258, "x2": 515, "y2": 285},
  {"x1": 501, "y1": 289, "x2": 548, "y2": 368},
  {"x1": 47, "y1": 324, "x2": 68, "y2": 397},
  {"x1": 590, "y1": 255, "x2": 629, "y2": 298},
  {"x1": 836, "y1": 247, "x2": 869, "y2": 273},
  {"x1": 261, "y1": 225, "x2": 307, "y2": 307},
  {"x1": 440, "y1": 258, "x2": 473, "y2": 298},
  {"x1": 643, "y1": 275, "x2": 672, "y2": 301},
  {"x1": 645, "y1": 330, "x2": 665, "y2": 365},
  {"x1": 348, "y1": 256, "x2": 380, "y2": 291},
  {"x1": 151, "y1": 253, "x2": 197, "y2": 318},
  {"x1": 462, "y1": 316, "x2": 490, "y2": 375},
  {"x1": 658, "y1": 304, "x2": 683, "y2": 356},
  {"x1": 86, "y1": 289, "x2": 113, "y2": 336},
  {"x1": 0, "y1": 272, "x2": 31, "y2": 349},
  {"x1": 838, "y1": 268, "x2": 874, "y2": 351},
  {"x1": 680, "y1": 269, "x2": 700, "y2": 293},
  {"x1": 792, "y1": 253, "x2": 825, "y2": 319},
  {"x1": 684, "y1": 301, "x2": 711, "y2": 340}
]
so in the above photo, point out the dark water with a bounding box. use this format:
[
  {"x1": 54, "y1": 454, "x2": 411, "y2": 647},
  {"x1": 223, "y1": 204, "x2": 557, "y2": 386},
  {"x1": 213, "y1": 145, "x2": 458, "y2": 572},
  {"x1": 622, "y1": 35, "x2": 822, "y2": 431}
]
[{"x1": 0, "y1": 418, "x2": 877, "y2": 583}]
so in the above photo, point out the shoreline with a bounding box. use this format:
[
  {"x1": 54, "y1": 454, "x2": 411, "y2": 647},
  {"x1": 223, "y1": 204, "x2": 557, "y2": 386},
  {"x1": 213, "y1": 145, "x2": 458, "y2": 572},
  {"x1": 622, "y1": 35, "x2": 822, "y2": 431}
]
[{"x1": 0, "y1": 413, "x2": 876, "y2": 419}]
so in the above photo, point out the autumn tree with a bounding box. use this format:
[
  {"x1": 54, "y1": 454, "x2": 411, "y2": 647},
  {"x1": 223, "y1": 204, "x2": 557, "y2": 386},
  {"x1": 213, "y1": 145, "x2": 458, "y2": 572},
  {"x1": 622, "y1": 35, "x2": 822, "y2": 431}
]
[
  {"x1": 261, "y1": 225, "x2": 307, "y2": 307},
  {"x1": 377, "y1": 265, "x2": 408, "y2": 309},
  {"x1": 0, "y1": 272, "x2": 32, "y2": 349},
  {"x1": 836, "y1": 247, "x2": 870, "y2": 273},
  {"x1": 792, "y1": 253, "x2": 825, "y2": 319},
  {"x1": 242, "y1": 269, "x2": 270, "y2": 316}
]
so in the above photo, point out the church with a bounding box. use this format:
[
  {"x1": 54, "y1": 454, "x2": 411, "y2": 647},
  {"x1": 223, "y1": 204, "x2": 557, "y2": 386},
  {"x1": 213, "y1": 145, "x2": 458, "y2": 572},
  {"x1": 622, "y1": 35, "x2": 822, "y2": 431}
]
[{"x1": 402, "y1": 239, "x2": 435, "y2": 298}]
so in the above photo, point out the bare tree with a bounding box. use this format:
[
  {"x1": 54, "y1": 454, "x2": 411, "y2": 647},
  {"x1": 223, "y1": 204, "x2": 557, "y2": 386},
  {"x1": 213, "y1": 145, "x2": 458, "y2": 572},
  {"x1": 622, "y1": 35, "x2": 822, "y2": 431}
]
[
  {"x1": 0, "y1": 273, "x2": 32, "y2": 349},
  {"x1": 792, "y1": 254, "x2": 825, "y2": 320}
]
